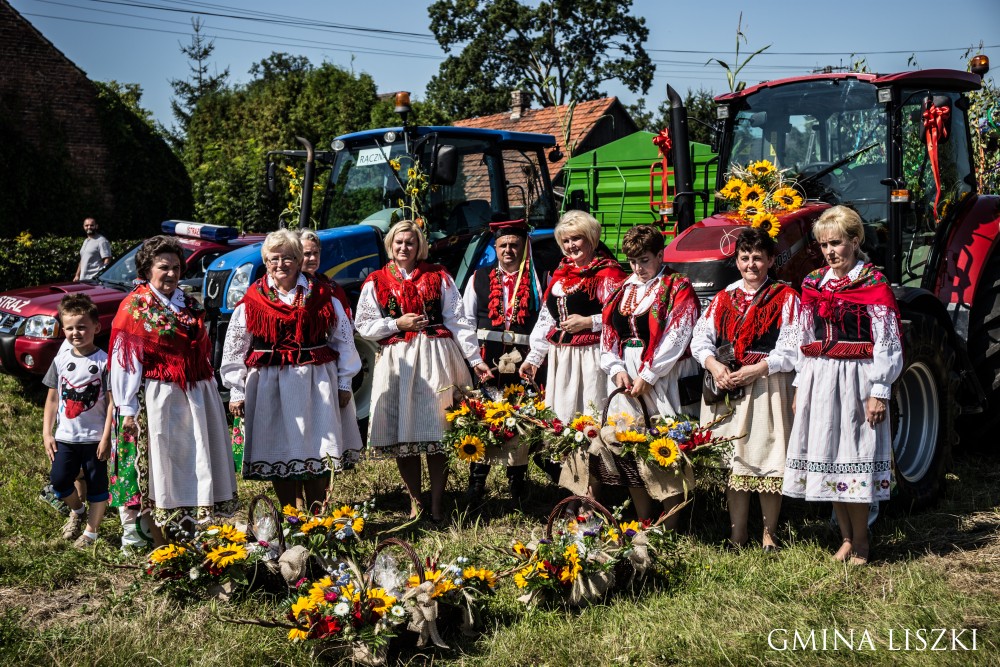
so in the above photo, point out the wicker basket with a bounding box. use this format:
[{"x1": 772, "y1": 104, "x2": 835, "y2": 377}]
[{"x1": 590, "y1": 386, "x2": 652, "y2": 487}]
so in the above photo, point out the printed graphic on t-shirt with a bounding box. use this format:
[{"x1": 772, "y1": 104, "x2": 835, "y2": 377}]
[{"x1": 60, "y1": 362, "x2": 103, "y2": 419}]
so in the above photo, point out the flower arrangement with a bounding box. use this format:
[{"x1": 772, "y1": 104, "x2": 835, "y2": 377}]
[
  {"x1": 508, "y1": 498, "x2": 681, "y2": 607},
  {"x1": 281, "y1": 500, "x2": 373, "y2": 564},
  {"x1": 717, "y1": 159, "x2": 804, "y2": 238},
  {"x1": 615, "y1": 413, "x2": 736, "y2": 476},
  {"x1": 443, "y1": 384, "x2": 554, "y2": 464},
  {"x1": 144, "y1": 523, "x2": 267, "y2": 599},
  {"x1": 539, "y1": 413, "x2": 600, "y2": 461},
  {"x1": 387, "y1": 156, "x2": 433, "y2": 228},
  {"x1": 509, "y1": 505, "x2": 618, "y2": 606},
  {"x1": 281, "y1": 164, "x2": 323, "y2": 229},
  {"x1": 283, "y1": 560, "x2": 408, "y2": 657}
]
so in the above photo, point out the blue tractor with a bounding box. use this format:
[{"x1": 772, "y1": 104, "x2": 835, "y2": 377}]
[{"x1": 202, "y1": 95, "x2": 565, "y2": 421}]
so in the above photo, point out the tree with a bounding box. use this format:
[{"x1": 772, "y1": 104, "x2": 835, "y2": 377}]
[
  {"x1": 426, "y1": 0, "x2": 652, "y2": 118},
  {"x1": 183, "y1": 54, "x2": 379, "y2": 231},
  {"x1": 169, "y1": 18, "x2": 229, "y2": 146}
]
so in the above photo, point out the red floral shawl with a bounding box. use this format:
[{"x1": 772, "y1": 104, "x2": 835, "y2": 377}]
[
  {"x1": 240, "y1": 275, "x2": 338, "y2": 346},
  {"x1": 363, "y1": 262, "x2": 449, "y2": 342},
  {"x1": 602, "y1": 272, "x2": 699, "y2": 370},
  {"x1": 707, "y1": 279, "x2": 797, "y2": 362},
  {"x1": 109, "y1": 283, "x2": 213, "y2": 390}
]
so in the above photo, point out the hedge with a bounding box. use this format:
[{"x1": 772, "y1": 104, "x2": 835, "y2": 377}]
[{"x1": 0, "y1": 235, "x2": 140, "y2": 293}]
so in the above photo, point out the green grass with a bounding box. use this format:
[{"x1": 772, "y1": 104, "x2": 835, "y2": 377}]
[{"x1": 1, "y1": 373, "x2": 998, "y2": 666}]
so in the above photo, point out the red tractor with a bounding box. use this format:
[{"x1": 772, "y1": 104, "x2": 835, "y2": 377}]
[{"x1": 660, "y1": 58, "x2": 999, "y2": 508}]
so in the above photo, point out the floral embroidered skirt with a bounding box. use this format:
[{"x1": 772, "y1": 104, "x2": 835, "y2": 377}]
[
  {"x1": 782, "y1": 357, "x2": 891, "y2": 504},
  {"x1": 701, "y1": 371, "x2": 794, "y2": 494},
  {"x1": 367, "y1": 335, "x2": 470, "y2": 458},
  {"x1": 241, "y1": 361, "x2": 364, "y2": 479}
]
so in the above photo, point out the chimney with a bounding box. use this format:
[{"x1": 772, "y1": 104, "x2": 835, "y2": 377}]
[{"x1": 510, "y1": 89, "x2": 531, "y2": 120}]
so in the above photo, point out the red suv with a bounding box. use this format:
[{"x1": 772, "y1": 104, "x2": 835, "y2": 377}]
[{"x1": 0, "y1": 221, "x2": 263, "y2": 378}]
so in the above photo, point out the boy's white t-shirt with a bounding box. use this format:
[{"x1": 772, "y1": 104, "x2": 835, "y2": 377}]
[{"x1": 42, "y1": 346, "x2": 109, "y2": 443}]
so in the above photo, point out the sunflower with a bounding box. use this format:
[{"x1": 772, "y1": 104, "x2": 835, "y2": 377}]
[
  {"x1": 308, "y1": 577, "x2": 334, "y2": 606},
  {"x1": 569, "y1": 415, "x2": 596, "y2": 431},
  {"x1": 291, "y1": 594, "x2": 317, "y2": 620},
  {"x1": 748, "y1": 159, "x2": 777, "y2": 177},
  {"x1": 513, "y1": 567, "x2": 532, "y2": 588},
  {"x1": 719, "y1": 178, "x2": 746, "y2": 200},
  {"x1": 456, "y1": 434, "x2": 486, "y2": 462},
  {"x1": 773, "y1": 186, "x2": 803, "y2": 211},
  {"x1": 615, "y1": 429, "x2": 648, "y2": 444},
  {"x1": 738, "y1": 202, "x2": 763, "y2": 221},
  {"x1": 432, "y1": 578, "x2": 458, "y2": 597},
  {"x1": 149, "y1": 544, "x2": 186, "y2": 564},
  {"x1": 287, "y1": 627, "x2": 309, "y2": 642},
  {"x1": 740, "y1": 184, "x2": 766, "y2": 204},
  {"x1": 751, "y1": 211, "x2": 781, "y2": 239},
  {"x1": 446, "y1": 403, "x2": 470, "y2": 422},
  {"x1": 503, "y1": 384, "x2": 526, "y2": 399},
  {"x1": 650, "y1": 437, "x2": 680, "y2": 468},
  {"x1": 362, "y1": 587, "x2": 397, "y2": 612},
  {"x1": 485, "y1": 403, "x2": 514, "y2": 426},
  {"x1": 208, "y1": 524, "x2": 247, "y2": 543},
  {"x1": 283, "y1": 505, "x2": 305, "y2": 519},
  {"x1": 205, "y1": 543, "x2": 248, "y2": 569},
  {"x1": 351, "y1": 517, "x2": 365, "y2": 533},
  {"x1": 409, "y1": 569, "x2": 442, "y2": 588},
  {"x1": 513, "y1": 541, "x2": 531, "y2": 557},
  {"x1": 463, "y1": 567, "x2": 497, "y2": 588}
]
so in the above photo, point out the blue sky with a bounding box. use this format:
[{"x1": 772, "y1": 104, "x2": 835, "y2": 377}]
[{"x1": 11, "y1": 0, "x2": 1000, "y2": 129}]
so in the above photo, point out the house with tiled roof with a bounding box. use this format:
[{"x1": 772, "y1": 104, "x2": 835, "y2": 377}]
[{"x1": 453, "y1": 91, "x2": 639, "y2": 188}]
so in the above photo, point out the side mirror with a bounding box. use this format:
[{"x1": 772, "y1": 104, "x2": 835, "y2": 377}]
[
  {"x1": 711, "y1": 120, "x2": 724, "y2": 154},
  {"x1": 430, "y1": 144, "x2": 458, "y2": 186},
  {"x1": 749, "y1": 111, "x2": 767, "y2": 129},
  {"x1": 266, "y1": 161, "x2": 277, "y2": 196}
]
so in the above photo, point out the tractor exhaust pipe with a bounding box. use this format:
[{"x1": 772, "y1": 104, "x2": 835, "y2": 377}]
[
  {"x1": 666, "y1": 85, "x2": 695, "y2": 233},
  {"x1": 295, "y1": 136, "x2": 315, "y2": 230}
]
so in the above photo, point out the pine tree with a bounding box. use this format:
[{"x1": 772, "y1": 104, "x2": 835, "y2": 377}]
[{"x1": 169, "y1": 18, "x2": 229, "y2": 149}]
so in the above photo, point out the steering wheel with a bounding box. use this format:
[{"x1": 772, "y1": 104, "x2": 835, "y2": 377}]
[{"x1": 796, "y1": 162, "x2": 832, "y2": 178}]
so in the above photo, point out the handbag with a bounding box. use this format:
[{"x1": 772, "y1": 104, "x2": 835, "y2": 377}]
[{"x1": 702, "y1": 342, "x2": 745, "y2": 405}]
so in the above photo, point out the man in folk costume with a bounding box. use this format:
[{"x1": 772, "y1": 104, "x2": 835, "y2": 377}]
[{"x1": 461, "y1": 219, "x2": 544, "y2": 506}]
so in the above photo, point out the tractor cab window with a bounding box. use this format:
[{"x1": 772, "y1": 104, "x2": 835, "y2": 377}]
[
  {"x1": 898, "y1": 89, "x2": 974, "y2": 286},
  {"x1": 322, "y1": 136, "x2": 503, "y2": 236},
  {"x1": 727, "y1": 78, "x2": 889, "y2": 266},
  {"x1": 502, "y1": 149, "x2": 556, "y2": 229}
]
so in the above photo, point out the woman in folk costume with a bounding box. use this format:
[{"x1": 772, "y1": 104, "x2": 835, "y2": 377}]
[
  {"x1": 782, "y1": 206, "x2": 903, "y2": 565},
  {"x1": 221, "y1": 230, "x2": 362, "y2": 510},
  {"x1": 520, "y1": 210, "x2": 627, "y2": 494},
  {"x1": 599, "y1": 225, "x2": 699, "y2": 525},
  {"x1": 691, "y1": 227, "x2": 801, "y2": 550},
  {"x1": 461, "y1": 218, "x2": 544, "y2": 507},
  {"x1": 109, "y1": 236, "x2": 237, "y2": 543},
  {"x1": 355, "y1": 220, "x2": 492, "y2": 523}
]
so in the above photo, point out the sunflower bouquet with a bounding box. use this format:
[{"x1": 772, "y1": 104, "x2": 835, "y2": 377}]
[
  {"x1": 509, "y1": 507, "x2": 619, "y2": 607},
  {"x1": 405, "y1": 555, "x2": 497, "y2": 637},
  {"x1": 717, "y1": 159, "x2": 804, "y2": 238},
  {"x1": 144, "y1": 523, "x2": 267, "y2": 600},
  {"x1": 613, "y1": 414, "x2": 736, "y2": 492},
  {"x1": 281, "y1": 500, "x2": 373, "y2": 564},
  {"x1": 538, "y1": 413, "x2": 600, "y2": 461},
  {"x1": 443, "y1": 384, "x2": 554, "y2": 465},
  {"x1": 282, "y1": 560, "x2": 408, "y2": 660}
]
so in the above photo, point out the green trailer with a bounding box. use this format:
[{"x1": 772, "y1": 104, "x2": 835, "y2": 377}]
[{"x1": 560, "y1": 131, "x2": 717, "y2": 260}]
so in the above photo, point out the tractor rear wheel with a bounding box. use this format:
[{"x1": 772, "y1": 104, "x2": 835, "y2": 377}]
[
  {"x1": 964, "y1": 252, "x2": 1000, "y2": 439},
  {"x1": 890, "y1": 310, "x2": 956, "y2": 511}
]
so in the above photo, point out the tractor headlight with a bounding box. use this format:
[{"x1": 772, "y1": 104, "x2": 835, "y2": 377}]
[
  {"x1": 226, "y1": 262, "x2": 254, "y2": 309},
  {"x1": 23, "y1": 315, "x2": 60, "y2": 339}
]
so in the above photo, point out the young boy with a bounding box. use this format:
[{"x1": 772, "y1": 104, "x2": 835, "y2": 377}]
[{"x1": 42, "y1": 294, "x2": 113, "y2": 549}]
